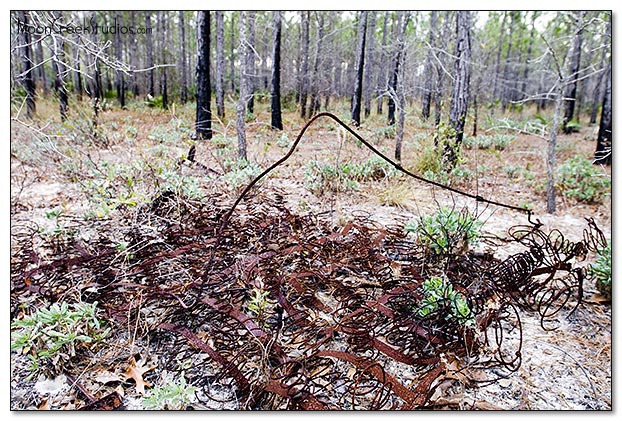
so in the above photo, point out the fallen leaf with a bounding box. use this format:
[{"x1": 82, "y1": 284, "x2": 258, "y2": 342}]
[
  {"x1": 95, "y1": 370, "x2": 124, "y2": 385},
  {"x1": 122, "y1": 355, "x2": 157, "y2": 395}
]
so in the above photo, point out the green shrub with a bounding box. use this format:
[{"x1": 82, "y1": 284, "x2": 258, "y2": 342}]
[
  {"x1": 416, "y1": 276, "x2": 475, "y2": 327},
  {"x1": 563, "y1": 119, "x2": 581, "y2": 133},
  {"x1": 463, "y1": 134, "x2": 513, "y2": 151},
  {"x1": 556, "y1": 156, "x2": 611, "y2": 203},
  {"x1": 143, "y1": 377, "x2": 197, "y2": 410},
  {"x1": 223, "y1": 158, "x2": 263, "y2": 190},
  {"x1": 405, "y1": 207, "x2": 483, "y2": 255},
  {"x1": 11, "y1": 302, "x2": 110, "y2": 379},
  {"x1": 591, "y1": 242, "x2": 611, "y2": 299}
]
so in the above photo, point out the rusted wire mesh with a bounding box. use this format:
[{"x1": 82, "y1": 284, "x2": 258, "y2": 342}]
[{"x1": 10, "y1": 114, "x2": 608, "y2": 410}]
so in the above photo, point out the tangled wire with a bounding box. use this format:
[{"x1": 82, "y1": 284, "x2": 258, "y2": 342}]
[{"x1": 10, "y1": 113, "x2": 608, "y2": 410}]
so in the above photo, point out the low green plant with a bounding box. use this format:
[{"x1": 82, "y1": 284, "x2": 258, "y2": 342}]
[
  {"x1": 591, "y1": 242, "x2": 611, "y2": 299},
  {"x1": 223, "y1": 158, "x2": 263, "y2": 190},
  {"x1": 276, "y1": 132, "x2": 293, "y2": 148},
  {"x1": 463, "y1": 134, "x2": 513, "y2": 151},
  {"x1": 159, "y1": 170, "x2": 205, "y2": 201},
  {"x1": 11, "y1": 301, "x2": 110, "y2": 379},
  {"x1": 416, "y1": 277, "x2": 475, "y2": 327},
  {"x1": 563, "y1": 119, "x2": 581, "y2": 134},
  {"x1": 405, "y1": 207, "x2": 483, "y2": 255},
  {"x1": 556, "y1": 156, "x2": 611, "y2": 204},
  {"x1": 143, "y1": 376, "x2": 197, "y2": 410}
]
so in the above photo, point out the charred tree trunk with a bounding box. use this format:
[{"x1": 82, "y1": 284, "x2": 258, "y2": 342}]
[
  {"x1": 130, "y1": 11, "x2": 140, "y2": 97},
  {"x1": 595, "y1": 59, "x2": 611, "y2": 165},
  {"x1": 270, "y1": 11, "x2": 283, "y2": 130},
  {"x1": 159, "y1": 11, "x2": 168, "y2": 109},
  {"x1": 17, "y1": 11, "x2": 36, "y2": 117},
  {"x1": 73, "y1": 43, "x2": 83, "y2": 101},
  {"x1": 215, "y1": 11, "x2": 225, "y2": 118},
  {"x1": 351, "y1": 11, "x2": 367, "y2": 126},
  {"x1": 363, "y1": 12, "x2": 376, "y2": 118},
  {"x1": 562, "y1": 11, "x2": 584, "y2": 133},
  {"x1": 145, "y1": 11, "x2": 155, "y2": 96},
  {"x1": 299, "y1": 11, "x2": 310, "y2": 119},
  {"x1": 230, "y1": 13, "x2": 236, "y2": 93},
  {"x1": 114, "y1": 12, "x2": 125, "y2": 107},
  {"x1": 445, "y1": 11, "x2": 472, "y2": 168},
  {"x1": 520, "y1": 12, "x2": 537, "y2": 101},
  {"x1": 179, "y1": 11, "x2": 188, "y2": 104},
  {"x1": 195, "y1": 11, "x2": 212, "y2": 140},
  {"x1": 34, "y1": 32, "x2": 48, "y2": 96},
  {"x1": 51, "y1": 12, "x2": 68, "y2": 121},
  {"x1": 421, "y1": 11, "x2": 437, "y2": 120}
]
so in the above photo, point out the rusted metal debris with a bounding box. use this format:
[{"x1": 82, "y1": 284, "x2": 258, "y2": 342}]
[{"x1": 10, "y1": 115, "x2": 608, "y2": 410}]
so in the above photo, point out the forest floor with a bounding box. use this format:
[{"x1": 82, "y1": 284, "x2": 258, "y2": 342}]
[{"x1": 9, "y1": 98, "x2": 611, "y2": 410}]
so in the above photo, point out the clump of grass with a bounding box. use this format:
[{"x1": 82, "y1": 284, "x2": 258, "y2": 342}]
[
  {"x1": 556, "y1": 156, "x2": 611, "y2": 204},
  {"x1": 223, "y1": 158, "x2": 263, "y2": 190},
  {"x1": 463, "y1": 134, "x2": 514, "y2": 151},
  {"x1": 377, "y1": 183, "x2": 411, "y2": 208}
]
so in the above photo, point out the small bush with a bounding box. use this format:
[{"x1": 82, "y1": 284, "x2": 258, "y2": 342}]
[
  {"x1": 556, "y1": 156, "x2": 611, "y2": 204},
  {"x1": 143, "y1": 377, "x2": 197, "y2": 410},
  {"x1": 223, "y1": 158, "x2": 263, "y2": 190},
  {"x1": 463, "y1": 134, "x2": 513, "y2": 151},
  {"x1": 405, "y1": 207, "x2": 483, "y2": 255},
  {"x1": 416, "y1": 276, "x2": 475, "y2": 327},
  {"x1": 591, "y1": 243, "x2": 611, "y2": 299}
]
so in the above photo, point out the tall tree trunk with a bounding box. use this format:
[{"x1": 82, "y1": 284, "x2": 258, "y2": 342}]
[
  {"x1": 492, "y1": 12, "x2": 507, "y2": 105},
  {"x1": 595, "y1": 59, "x2": 611, "y2": 165},
  {"x1": 388, "y1": 12, "x2": 408, "y2": 126},
  {"x1": 299, "y1": 11, "x2": 310, "y2": 119},
  {"x1": 51, "y1": 12, "x2": 68, "y2": 121},
  {"x1": 434, "y1": 12, "x2": 452, "y2": 126},
  {"x1": 159, "y1": 11, "x2": 168, "y2": 109},
  {"x1": 215, "y1": 11, "x2": 225, "y2": 118},
  {"x1": 73, "y1": 42, "x2": 83, "y2": 101},
  {"x1": 520, "y1": 12, "x2": 537, "y2": 101},
  {"x1": 351, "y1": 11, "x2": 368, "y2": 126},
  {"x1": 375, "y1": 12, "x2": 389, "y2": 115},
  {"x1": 562, "y1": 11, "x2": 584, "y2": 133},
  {"x1": 246, "y1": 11, "x2": 256, "y2": 114},
  {"x1": 445, "y1": 11, "x2": 472, "y2": 168},
  {"x1": 17, "y1": 11, "x2": 36, "y2": 118},
  {"x1": 309, "y1": 12, "x2": 325, "y2": 116},
  {"x1": 130, "y1": 11, "x2": 139, "y2": 97},
  {"x1": 145, "y1": 11, "x2": 155, "y2": 96},
  {"x1": 590, "y1": 17, "x2": 610, "y2": 125},
  {"x1": 114, "y1": 12, "x2": 125, "y2": 107},
  {"x1": 196, "y1": 11, "x2": 212, "y2": 140},
  {"x1": 236, "y1": 11, "x2": 250, "y2": 160},
  {"x1": 394, "y1": 14, "x2": 410, "y2": 163},
  {"x1": 501, "y1": 12, "x2": 515, "y2": 113},
  {"x1": 421, "y1": 11, "x2": 437, "y2": 120},
  {"x1": 230, "y1": 13, "x2": 236, "y2": 93},
  {"x1": 179, "y1": 11, "x2": 188, "y2": 104},
  {"x1": 363, "y1": 11, "x2": 376, "y2": 118},
  {"x1": 35, "y1": 32, "x2": 48, "y2": 96},
  {"x1": 270, "y1": 11, "x2": 283, "y2": 130}
]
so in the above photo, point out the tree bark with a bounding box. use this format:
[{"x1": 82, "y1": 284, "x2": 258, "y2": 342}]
[
  {"x1": 520, "y1": 12, "x2": 537, "y2": 101},
  {"x1": 434, "y1": 12, "x2": 452, "y2": 126},
  {"x1": 34, "y1": 31, "x2": 48, "y2": 96},
  {"x1": 159, "y1": 11, "x2": 168, "y2": 109},
  {"x1": 145, "y1": 11, "x2": 155, "y2": 96},
  {"x1": 421, "y1": 11, "x2": 437, "y2": 120},
  {"x1": 215, "y1": 11, "x2": 225, "y2": 118},
  {"x1": 114, "y1": 12, "x2": 125, "y2": 107},
  {"x1": 595, "y1": 59, "x2": 611, "y2": 165},
  {"x1": 51, "y1": 12, "x2": 68, "y2": 121},
  {"x1": 17, "y1": 11, "x2": 36, "y2": 118},
  {"x1": 309, "y1": 12, "x2": 325, "y2": 116},
  {"x1": 492, "y1": 12, "x2": 507, "y2": 105},
  {"x1": 230, "y1": 13, "x2": 236, "y2": 93},
  {"x1": 299, "y1": 11, "x2": 310, "y2": 119},
  {"x1": 501, "y1": 12, "x2": 515, "y2": 113},
  {"x1": 351, "y1": 11, "x2": 368, "y2": 126},
  {"x1": 246, "y1": 11, "x2": 256, "y2": 114},
  {"x1": 270, "y1": 11, "x2": 283, "y2": 130},
  {"x1": 196, "y1": 11, "x2": 212, "y2": 140},
  {"x1": 130, "y1": 11, "x2": 139, "y2": 97},
  {"x1": 590, "y1": 16, "x2": 610, "y2": 125},
  {"x1": 179, "y1": 11, "x2": 188, "y2": 104},
  {"x1": 562, "y1": 11, "x2": 584, "y2": 133},
  {"x1": 445, "y1": 11, "x2": 472, "y2": 168},
  {"x1": 375, "y1": 12, "x2": 389, "y2": 115},
  {"x1": 363, "y1": 11, "x2": 376, "y2": 118},
  {"x1": 387, "y1": 12, "x2": 406, "y2": 126},
  {"x1": 236, "y1": 11, "x2": 250, "y2": 160}
]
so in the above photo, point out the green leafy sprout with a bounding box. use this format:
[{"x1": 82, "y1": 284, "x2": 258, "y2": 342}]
[
  {"x1": 417, "y1": 277, "x2": 475, "y2": 327},
  {"x1": 143, "y1": 376, "x2": 197, "y2": 410}
]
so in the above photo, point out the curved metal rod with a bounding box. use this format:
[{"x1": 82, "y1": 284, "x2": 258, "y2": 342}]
[{"x1": 203, "y1": 112, "x2": 532, "y2": 277}]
